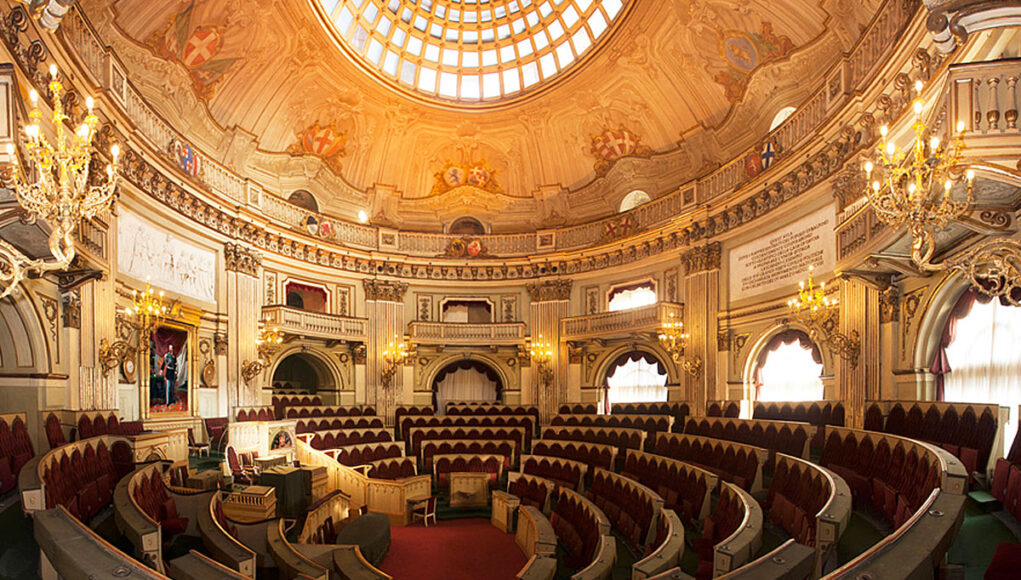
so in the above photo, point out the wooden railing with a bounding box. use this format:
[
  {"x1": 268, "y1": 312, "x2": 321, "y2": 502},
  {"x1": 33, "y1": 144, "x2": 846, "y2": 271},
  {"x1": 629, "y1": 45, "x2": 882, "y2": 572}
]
[
  {"x1": 261, "y1": 305, "x2": 368, "y2": 340},
  {"x1": 561, "y1": 302, "x2": 684, "y2": 340},
  {"x1": 632, "y1": 509, "x2": 684, "y2": 580},
  {"x1": 408, "y1": 321, "x2": 527, "y2": 345}
]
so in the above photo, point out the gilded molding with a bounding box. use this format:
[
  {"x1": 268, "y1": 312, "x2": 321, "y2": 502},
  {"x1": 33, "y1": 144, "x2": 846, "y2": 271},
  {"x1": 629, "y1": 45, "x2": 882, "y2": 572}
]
[
  {"x1": 363, "y1": 279, "x2": 408, "y2": 302},
  {"x1": 527, "y1": 280, "x2": 572, "y2": 302},
  {"x1": 224, "y1": 242, "x2": 262, "y2": 276},
  {"x1": 682, "y1": 242, "x2": 722, "y2": 274},
  {"x1": 879, "y1": 285, "x2": 901, "y2": 323}
]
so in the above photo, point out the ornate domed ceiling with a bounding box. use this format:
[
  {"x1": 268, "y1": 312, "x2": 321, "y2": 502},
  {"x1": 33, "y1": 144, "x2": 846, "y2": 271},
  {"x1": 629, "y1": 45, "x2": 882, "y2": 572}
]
[
  {"x1": 313, "y1": 0, "x2": 631, "y2": 104},
  {"x1": 88, "y1": 0, "x2": 884, "y2": 232}
]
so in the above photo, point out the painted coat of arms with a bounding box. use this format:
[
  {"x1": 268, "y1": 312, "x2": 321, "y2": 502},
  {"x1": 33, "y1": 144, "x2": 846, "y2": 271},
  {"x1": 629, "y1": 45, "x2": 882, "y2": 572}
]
[
  {"x1": 430, "y1": 161, "x2": 503, "y2": 197},
  {"x1": 589, "y1": 124, "x2": 652, "y2": 176},
  {"x1": 289, "y1": 123, "x2": 348, "y2": 174},
  {"x1": 714, "y1": 22, "x2": 795, "y2": 104},
  {"x1": 168, "y1": 137, "x2": 202, "y2": 179},
  {"x1": 440, "y1": 237, "x2": 490, "y2": 259},
  {"x1": 151, "y1": 1, "x2": 244, "y2": 100}
]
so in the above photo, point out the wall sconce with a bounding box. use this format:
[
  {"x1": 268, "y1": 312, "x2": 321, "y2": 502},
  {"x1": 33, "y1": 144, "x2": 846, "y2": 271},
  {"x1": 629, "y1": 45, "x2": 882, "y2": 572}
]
[
  {"x1": 528, "y1": 335, "x2": 555, "y2": 385},
  {"x1": 787, "y1": 265, "x2": 860, "y2": 368},
  {"x1": 98, "y1": 279, "x2": 176, "y2": 375},
  {"x1": 657, "y1": 312, "x2": 703, "y2": 378},
  {"x1": 381, "y1": 335, "x2": 414, "y2": 388},
  {"x1": 241, "y1": 321, "x2": 285, "y2": 384}
]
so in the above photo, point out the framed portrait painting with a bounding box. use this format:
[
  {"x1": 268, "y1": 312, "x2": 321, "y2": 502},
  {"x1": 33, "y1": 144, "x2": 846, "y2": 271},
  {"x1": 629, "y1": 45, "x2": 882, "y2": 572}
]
[{"x1": 148, "y1": 324, "x2": 192, "y2": 415}]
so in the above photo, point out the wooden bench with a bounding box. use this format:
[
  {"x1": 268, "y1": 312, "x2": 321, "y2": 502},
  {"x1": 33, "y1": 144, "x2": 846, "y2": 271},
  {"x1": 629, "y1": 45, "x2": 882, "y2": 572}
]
[
  {"x1": 421, "y1": 438, "x2": 517, "y2": 472},
  {"x1": 586, "y1": 468, "x2": 664, "y2": 551},
  {"x1": 710, "y1": 483, "x2": 764, "y2": 577},
  {"x1": 521, "y1": 454, "x2": 589, "y2": 491}
]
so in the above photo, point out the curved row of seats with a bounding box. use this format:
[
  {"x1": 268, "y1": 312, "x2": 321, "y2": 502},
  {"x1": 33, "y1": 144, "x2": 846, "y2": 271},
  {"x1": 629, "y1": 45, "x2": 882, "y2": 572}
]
[
  {"x1": 446, "y1": 404, "x2": 540, "y2": 425},
  {"x1": 541, "y1": 425, "x2": 645, "y2": 459},
  {"x1": 433, "y1": 453, "x2": 503, "y2": 489},
  {"x1": 753, "y1": 400, "x2": 845, "y2": 428},
  {"x1": 41, "y1": 438, "x2": 133, "y2": 521},
  {"x1": 233, "y1": 407, "x2": 275, "y2": 422},
  {"x1": 284, "y1": 405, "x2": 377, "y2": 418},
  {"x1": 301, "y1": 428, "x2": 392, "y2": 449},
  {"x1": 558, "y1": 403, "x2": 599, "y2": 415},
  {"x1": 692, "y1": 483, "x2": 761, "y2": 580},
  {"x1": 521, "y1": 455, "x2": 587, "y2": 491},
  {"x1": 508, "y1": 473, "x2": 555, "y2": 511},
  {"x1": 706, "y1": 401, "x2": 741, "y2": 418},
  {"x1": 296, "y1": 416, "x2": 385, "y2": 433},
  {"x1": 0, "y1": 413, "x2": 33, "y2": 492},
  {"x1": 649, "y1": 432, "x2": 764, "y2": 493},
  {"x1": 621, "y1": 450, "x2": 716, "y2": 527},
  {"x1": 401, "y1": 416, "x2": 535, "y2": 445},
  {"x1": 365, "y1": 456, "x2": 417, "y2": 480},
  {"x1": 550, "y1": 413, "x2": 674, "y2": 436},
  {"x1": 821, "y1": 428, "x2": 948, "y2": 528},
  {"x1": 421, "y1": 439, "x2": 515, "y2": 472},
  {"x1": 271, "y1": 394, "x2": 322, "y2": 418},
  {"x1": 131, "y1": 470, "x2": 190, "y2": 538},
  {"x1": 43, "y1": 412, "x2": 143, "y2": 450},
  {"x1": 408, "y1": 426, "x2": 526, "y2": 456},
  {"x1": 586, "y1": 468, "x2": 663, "y2": 553},
  {"x1": 333, "y1": 442, "x2": 403, "y2": 467},
  {"x1": 864, "y1": 400, "x2": 997, "y2": 477},
  {"x1": 765, "y1": 457, "x2": 830, "y2": 547},
  {"x1": 682, "y1": 417, "x2": 810, "y2": 461},
  {"x1": 550, "y1": 488, "x2": 611, "y2": 571},
  {"x1": 531, "y1": 439, "x2": 615, "y2": 473},
  {"x1": 394, "y1": 405, "x2": 434, "y2": 436}
]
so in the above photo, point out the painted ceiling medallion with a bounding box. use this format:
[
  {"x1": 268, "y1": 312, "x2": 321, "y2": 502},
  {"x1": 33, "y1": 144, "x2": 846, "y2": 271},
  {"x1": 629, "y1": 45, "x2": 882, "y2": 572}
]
[
  {"x1": 589, "y1": 124, "x2": 651, "y2": 176},
  {"x1": 714, "y1": 23, "x2": 795, "y2": 103}
]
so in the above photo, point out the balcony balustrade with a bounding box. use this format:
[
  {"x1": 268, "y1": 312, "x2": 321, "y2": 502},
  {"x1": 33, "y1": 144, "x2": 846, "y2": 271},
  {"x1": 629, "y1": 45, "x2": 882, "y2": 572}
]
[
  {"x1": 560, "y1": 302, "x2": 684, "y2": 341},
  {"x1": 407, "y1": 321, "x2": 527, "y2": 346},
  {"x1": 261, "y1": 305, "x2": 367, "y2": 341}
]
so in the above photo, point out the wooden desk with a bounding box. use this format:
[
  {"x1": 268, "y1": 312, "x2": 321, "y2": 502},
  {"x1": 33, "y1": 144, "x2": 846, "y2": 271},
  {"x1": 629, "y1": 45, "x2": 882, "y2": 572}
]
[
  {"x1": 222, "y1": 485, "x2": 277, "y2": 522},
  {"x1": 185, "y1": 471, "x2": 221, "y2": 491},
  {"x1": 255, "y1": 455, "x2": 289, "y2": 471},
  {"x1": 449, "y1": 472, "x2": 490, "y2": 507}
]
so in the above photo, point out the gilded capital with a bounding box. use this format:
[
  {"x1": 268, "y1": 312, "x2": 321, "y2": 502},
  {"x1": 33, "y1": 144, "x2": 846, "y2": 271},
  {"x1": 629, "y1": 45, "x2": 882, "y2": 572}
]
[
  {"x1": 363, "y1": 279, "x2": 408, "y2": 302},
  {"x1": 682, "y1": 242, "x2": 721, "y2": 274},
  {"x1": 224, "y1": 242, "x2": 262, "y2": 276},
  {"x1": 526, "y1": 279, "x2": 572, "y2": 302}
]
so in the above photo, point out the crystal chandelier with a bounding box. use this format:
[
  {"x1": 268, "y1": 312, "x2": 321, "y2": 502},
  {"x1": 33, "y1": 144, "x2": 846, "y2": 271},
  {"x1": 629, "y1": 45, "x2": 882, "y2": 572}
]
[
  {"x1": 864, "y1": 80, "x2": 974, "y2": 270},
  {"x1": 657, "y1": 312, "x2": 702, "y2": 378},
  {"x1": 528, "y1": 335, "x2": 555, "y2": 386},
  {"x1": 380, "y1": 335, "x2": 414, "y2": 388},
  {"x1": 787, "y1": 266, "x2": 859, "y2": 367},
  {"x1": 125, "y1": 278, "x2": 168, "y2": 338},
  {"x1": 0, "y1": 64, "x2": 119, "y2": 299}
]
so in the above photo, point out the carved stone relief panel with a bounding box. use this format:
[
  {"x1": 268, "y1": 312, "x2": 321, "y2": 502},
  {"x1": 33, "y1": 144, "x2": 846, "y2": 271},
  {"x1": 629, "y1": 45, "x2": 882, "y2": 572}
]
[
  {"x1": 664, "y1": 269, "x2": 678, "y2": 302},
  {"x1": 265, "y1": 272, "x2": 277, "y2": 305},
  {"x1": 585, "y1": 286, "x2": 600, "y2": 314},
  {"x1": 337, "y1": 285, "x2": 352, "y2": 316},
  {"x1": 417, "y1": 295, "x2": 433, "y2": 321},
  {"x1": 500, "y1": 295, "x2": 517, "y2": 322}
]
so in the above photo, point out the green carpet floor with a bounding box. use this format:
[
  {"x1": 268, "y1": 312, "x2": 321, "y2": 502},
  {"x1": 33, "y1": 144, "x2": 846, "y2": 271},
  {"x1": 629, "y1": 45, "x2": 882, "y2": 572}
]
[
  {"x1": 835, "y1": 511, "x2": 886, "y2": 566},
  {"x1": 947, "y1": 500, "x2": 1019, "y2": 580}
]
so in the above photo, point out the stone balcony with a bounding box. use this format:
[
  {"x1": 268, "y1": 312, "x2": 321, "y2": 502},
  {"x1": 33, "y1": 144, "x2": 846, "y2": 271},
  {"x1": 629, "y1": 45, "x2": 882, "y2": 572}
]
[
  {"x1": 261, "y1": 305, "x2": 368, "y2": 341},
  {"x1": 560, "y1": 302, "x2": 685, "y2": 341},
  {"x1": 407, "y1": 321, "x2": 527, "y2": 346}
]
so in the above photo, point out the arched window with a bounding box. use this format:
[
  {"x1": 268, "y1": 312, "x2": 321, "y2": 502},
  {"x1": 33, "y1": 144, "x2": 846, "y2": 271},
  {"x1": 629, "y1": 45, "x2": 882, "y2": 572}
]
[
  {"x1": 448, "y1": 216, "x2": 487, "y2": 235},
  {"x1": 619, "y1": 190, "x2": 651, "y2": 212},
  {"x1": 605, "y1": 351, "x2": 668, "y2": 405},
  {"x1": 288, "y1": 189, "x2": 319, "y2": 212},
  {"x1": 752, "y1": 329, "x2": 823, "y2": 402},
  {"x1": 933, "y1": 289, "x2": 1021, "y2": 451},
  {"x1": 769, "y1": 106, "x2": 797, "y2": 131},
  {"x1": 608, "y1": 281, "x2": 656, "y2": 312}
]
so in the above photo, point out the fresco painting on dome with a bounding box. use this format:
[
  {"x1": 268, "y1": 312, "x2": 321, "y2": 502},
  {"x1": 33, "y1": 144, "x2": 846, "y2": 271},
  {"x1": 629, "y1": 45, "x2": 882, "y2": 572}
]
[
  {"x1": 713, "y1": 23, "x2": 796, "y2": 103},
  {"x1": 142, "y1": 1, "x2": 247, "y2": 99},
  {"x1": 149, "y1": 326, "x2": 189, "y2": 414}
]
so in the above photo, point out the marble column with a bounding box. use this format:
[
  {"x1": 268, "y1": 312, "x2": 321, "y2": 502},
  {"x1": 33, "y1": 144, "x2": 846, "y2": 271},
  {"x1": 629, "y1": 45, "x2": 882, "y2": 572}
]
[
  {"x1": 681, "y1": 243, "x2": 721, "y2": 417},
  {"x1": 225, "y1": 243, "x2": 262, "y2": 409},
  {"x1": 527, "y1": 280, "x2": 571, "y2": 422},
  {"x1": 364, "y1": 280, "x2": 407, "y2": 421},
  {"x1": 837, "y1": 278, "x2": 881, "y2": 428}
]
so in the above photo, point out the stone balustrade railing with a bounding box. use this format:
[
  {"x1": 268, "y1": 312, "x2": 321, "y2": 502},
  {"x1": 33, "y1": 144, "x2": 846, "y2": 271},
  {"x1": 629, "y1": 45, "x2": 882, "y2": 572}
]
[
  {"x1": 408, "y1": 321, "x2": 527, "y2": 345},
  {"x1": 261, "y1": 305, "x2": 368, "y2": 340},
  {"x1": 560, "y1": 302, "x2": 684, "y2": 340}
]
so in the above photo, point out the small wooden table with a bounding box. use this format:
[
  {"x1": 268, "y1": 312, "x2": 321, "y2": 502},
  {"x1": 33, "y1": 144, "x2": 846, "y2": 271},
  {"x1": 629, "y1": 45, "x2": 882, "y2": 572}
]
[
  {"x1": 449, "y1": 472, "x2": 491, "y2": 507},
  {"x1": 222, "y1": 485, "x2": 277, "y2": 522},
  {"x1": 185, "y1": 470, "x2": 221, "y2": 491}
]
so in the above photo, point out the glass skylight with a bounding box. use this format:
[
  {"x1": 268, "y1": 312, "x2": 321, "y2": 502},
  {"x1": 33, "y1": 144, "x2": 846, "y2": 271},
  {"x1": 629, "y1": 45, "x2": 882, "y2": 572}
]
[{"x1": 314, "y1": 0, "x2": 628, "y2": 102}]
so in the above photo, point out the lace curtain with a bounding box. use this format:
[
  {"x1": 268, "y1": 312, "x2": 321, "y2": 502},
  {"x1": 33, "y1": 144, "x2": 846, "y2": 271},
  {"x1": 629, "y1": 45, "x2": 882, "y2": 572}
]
[
  {"x1": 754, "y1": 330, "x2": 823, "y2": 402},
  {"x1": 942, "y1": 295, "x2": 1021, "y2": 456},
  {"x1": 434, "y1": 366, "x2": 499, "y2": 412},
  {"x1": 606, "y1": 353, "x2": 668, "y2": 406}
]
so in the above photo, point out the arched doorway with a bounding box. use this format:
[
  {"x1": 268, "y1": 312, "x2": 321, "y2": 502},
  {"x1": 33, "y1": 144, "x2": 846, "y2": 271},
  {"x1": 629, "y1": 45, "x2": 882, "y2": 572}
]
[
  {"x1": 431, "y1": 360, "x2": 503, "y2": 413},
  {"x1": 747, "y1": 329, "x2": 824, "y2": 402},
  {"x1": 603, "y1": 351, "x2": 668, "y2": 406},
  {"x1": 272, "y1": 352, "x2": 336, "y2": 393}
]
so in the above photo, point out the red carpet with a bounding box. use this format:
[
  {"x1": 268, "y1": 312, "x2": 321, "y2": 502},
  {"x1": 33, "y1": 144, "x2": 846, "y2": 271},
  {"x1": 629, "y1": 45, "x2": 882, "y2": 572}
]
[{"x1": 380, "y1": 518, "x2": 529, "y2": 579}]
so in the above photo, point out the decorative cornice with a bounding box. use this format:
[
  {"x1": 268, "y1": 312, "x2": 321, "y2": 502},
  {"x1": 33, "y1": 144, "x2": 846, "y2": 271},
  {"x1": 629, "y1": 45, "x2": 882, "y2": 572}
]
[
  {"x1": 527, "y1": 280, "x2": 572, "y2": 302},
  {"x1": 224, "y1": 242, "x2": 262, "y2": 276},
  {"x1": 363, "y1": 279, "x2": 408, "y2": 302},
  {"x1": 682, "y1": 242, "x2": 722, "y2": 274}
]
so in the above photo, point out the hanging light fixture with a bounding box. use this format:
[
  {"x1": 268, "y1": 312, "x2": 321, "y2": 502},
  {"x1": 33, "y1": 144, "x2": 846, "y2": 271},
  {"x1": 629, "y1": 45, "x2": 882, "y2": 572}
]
[
  {"x1": 657, "y1": 312, "x2": 702, "y2": 378},
  {"x1": 787, "y1": 266, "x2": 859, "y2": 367},
  {"x1": 0, "y1": 64, "x2": 119, "y2": 298}
]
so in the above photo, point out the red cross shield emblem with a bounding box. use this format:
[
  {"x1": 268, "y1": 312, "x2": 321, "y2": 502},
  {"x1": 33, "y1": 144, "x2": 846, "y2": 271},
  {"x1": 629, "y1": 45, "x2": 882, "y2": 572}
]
[
  {"x1": 468, "y1": 165, "x2": 490, "y2": 187},
  {"x1": 301, "y1": 125, "x2": 346, "y2": 158},
  {"x1": 182, "y1": 26, "x2": 222, "y2": 68}
]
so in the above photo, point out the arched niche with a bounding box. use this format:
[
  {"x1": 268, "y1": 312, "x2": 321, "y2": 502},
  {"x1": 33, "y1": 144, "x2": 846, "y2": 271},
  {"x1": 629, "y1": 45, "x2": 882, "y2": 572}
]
[
  {"x1": 421, "y1": 353, "x2": 513, "y2": 410},
  {"x1": 268, "y1": 347, "x2": 342, "y2": 394},
  {"x1": 591, "y1": 342, "x2": 681, "y2": 388},
  {"x1": 741, "y1": 323, "x2": 835, "y2": 402},
  {"x1": 913, "y1": 272, "x2": 974, "y2": 400}
]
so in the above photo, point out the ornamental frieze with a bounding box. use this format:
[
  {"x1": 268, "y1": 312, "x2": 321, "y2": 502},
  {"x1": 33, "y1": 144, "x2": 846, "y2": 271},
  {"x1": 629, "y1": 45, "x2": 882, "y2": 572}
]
[
  {"x1": 527, "y1": 280, "x2": 573, "y2": 302},
  {"x1": 224, "y1": 242, "x2": 262, "y2": 276},
  {"x1": 363, "y1": 279, "x2": 408, "y2": 302},
  {"x1": 682, "y1": 242, "x2": 722, "y2": 274}
]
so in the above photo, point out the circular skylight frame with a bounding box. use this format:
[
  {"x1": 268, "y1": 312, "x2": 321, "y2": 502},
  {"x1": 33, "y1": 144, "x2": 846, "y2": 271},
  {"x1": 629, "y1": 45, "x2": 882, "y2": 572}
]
[{"x1": 312, "y1": 0, "x2": 631, "y2": 107}]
